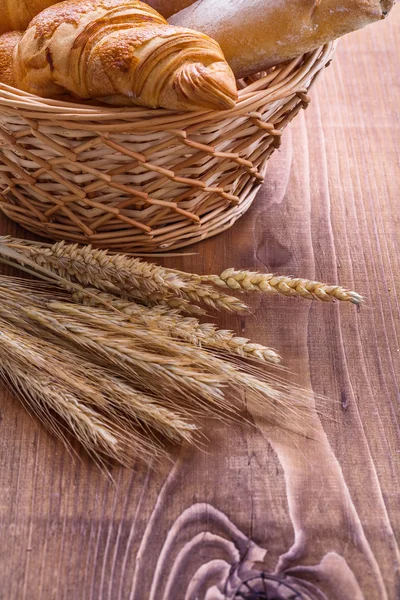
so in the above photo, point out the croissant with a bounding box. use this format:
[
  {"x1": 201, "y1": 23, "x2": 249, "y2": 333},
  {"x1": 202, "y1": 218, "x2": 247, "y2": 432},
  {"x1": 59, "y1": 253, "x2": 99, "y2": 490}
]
[
  {"x1": 0, "y1": 0, "x2": 237, "y2": 111},
  {"x1": 0, "y1": 0, "x2": 62, "y2": 35},
  {"x1": 171, "y1": 0, "x2": 395, "y2": 78}
]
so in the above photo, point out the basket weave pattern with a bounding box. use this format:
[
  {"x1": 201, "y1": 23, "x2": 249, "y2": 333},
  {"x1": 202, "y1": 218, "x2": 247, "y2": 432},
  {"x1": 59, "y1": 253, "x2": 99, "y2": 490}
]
[{"x1": 0, "y1": 44, "x2": 335, "y2": 252}]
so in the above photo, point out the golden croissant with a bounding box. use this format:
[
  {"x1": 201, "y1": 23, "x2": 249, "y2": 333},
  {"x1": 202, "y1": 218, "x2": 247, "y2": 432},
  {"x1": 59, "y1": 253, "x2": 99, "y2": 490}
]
[
  {"x1": 0, "y1": 0, "x2": 62, "y2": 35},
  {"x1": 0, "y1": 0, "x2": 237, "y2": 111}
]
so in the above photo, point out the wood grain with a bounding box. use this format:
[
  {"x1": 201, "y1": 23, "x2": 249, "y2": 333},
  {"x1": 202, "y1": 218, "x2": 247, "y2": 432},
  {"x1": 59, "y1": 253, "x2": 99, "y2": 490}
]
[{"x1": 0, "y1": 8, "x2": 399, "y2": 599}]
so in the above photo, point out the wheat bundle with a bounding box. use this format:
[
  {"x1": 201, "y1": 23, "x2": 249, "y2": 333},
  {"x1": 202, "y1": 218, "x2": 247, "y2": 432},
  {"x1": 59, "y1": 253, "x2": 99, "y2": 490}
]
[
  {"x1": 0, "y1": 318, "x2": 195, "y2": 466},
  {"x1": 0, "y1": 238, "x2": 362, "y2": 467},
  {"x1": 0, "y1": 238, "x2": 363, "y2": 311},
  {"x1": 70, "y1": 289, "x2": 282, "y2": 365}
]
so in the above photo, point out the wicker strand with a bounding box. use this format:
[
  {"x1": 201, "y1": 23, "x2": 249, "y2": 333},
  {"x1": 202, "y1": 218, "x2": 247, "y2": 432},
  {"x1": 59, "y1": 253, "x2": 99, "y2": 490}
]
[{"x1": 0, "y1": 44, "x2": 336, "y2": 252}]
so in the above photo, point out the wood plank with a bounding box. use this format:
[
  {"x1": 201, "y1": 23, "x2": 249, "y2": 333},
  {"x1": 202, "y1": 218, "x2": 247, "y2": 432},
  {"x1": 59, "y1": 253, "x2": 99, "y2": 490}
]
[{"x1": 0, "y1": 7, "x2": 399, "y2": 599}]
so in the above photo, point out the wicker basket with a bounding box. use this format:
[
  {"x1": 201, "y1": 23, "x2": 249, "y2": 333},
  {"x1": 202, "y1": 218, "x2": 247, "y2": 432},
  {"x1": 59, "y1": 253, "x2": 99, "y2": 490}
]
[{"x1": 0, "y1": 43, "x2": 335, "y2": 252}]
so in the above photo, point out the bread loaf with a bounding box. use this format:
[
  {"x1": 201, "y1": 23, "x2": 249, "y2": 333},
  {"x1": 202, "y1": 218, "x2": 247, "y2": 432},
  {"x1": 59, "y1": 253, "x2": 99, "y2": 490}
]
[
  {"x1": 0, "y1": 0, "x2": 237, "y2": 111},
  {"x1": 145, "y1": 0, "x2": 197, "y2": 18},
  {"x1": 0, "y1": 0, "x2": 62, "y2": 35},
  {"x1": 171, "y1": 0, "x2": 395, "y2": 78}
]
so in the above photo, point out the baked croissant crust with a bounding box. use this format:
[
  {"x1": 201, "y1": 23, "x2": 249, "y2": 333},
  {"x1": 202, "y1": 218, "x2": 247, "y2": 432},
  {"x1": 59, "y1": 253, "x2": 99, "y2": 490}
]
[
  {"x1": 0, "y1": 0, "x2": 62, "y2": 35},
  {"x1": 0, "y1": 0, "x2": 237, "y2": 111}
]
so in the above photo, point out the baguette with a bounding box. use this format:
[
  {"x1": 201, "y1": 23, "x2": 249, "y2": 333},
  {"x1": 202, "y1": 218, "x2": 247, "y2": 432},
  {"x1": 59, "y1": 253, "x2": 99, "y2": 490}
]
[
  {"x1": 171, "y1": 0, "x2": 395, "y2": 78},
  {"x1": 0, "y1": 0, "x2": 62, "y2": 35},
  {"x1": 0, "y1": 0, "x2": 237, "y2": 111},
  {"x1": 145, "y1": 0, "x2": 197, "y2": 18}
]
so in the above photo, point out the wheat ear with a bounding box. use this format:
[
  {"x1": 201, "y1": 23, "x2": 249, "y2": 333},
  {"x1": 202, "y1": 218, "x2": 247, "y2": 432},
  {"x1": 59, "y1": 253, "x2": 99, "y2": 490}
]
[
  {"x1": 71, "y1": 288, "x2": 281, "y2": 365},
  {"x1": 202, "y1": 269, "x2": 363, "y2": 305},
  {"x1": 0, "y1": 239, "x2": 246, "y2": 314},
  {"x1": 21, "y1": 308, "x2": 231, "y2": 413},
  {"x1": 0, "y1": 276, "x2": 315, "y2": 445},
  {"x1": 0, "y1": 237, "x2": 362, "y2": 309},
  {"x1": 4, "y1": 314, "x2": 195, "y2": 441},
  {"x1": 0, "y1": 320, "x2": 174, "y2": 466},
  {"x1": 0, "y1": 278, "x2": 305, "y2": 427},
  {"x1": 0, "y1": 284, "x2": 198, "y2": 447},
  {"x1": 0, "y1": 280, "x2": 234, "y2": 415},
  {"x1": 41, "y1": 302, "x2": 308, "y2": 425},
  {"x1": 38, "y1": 303, "x2": 311, "y2": 430}
]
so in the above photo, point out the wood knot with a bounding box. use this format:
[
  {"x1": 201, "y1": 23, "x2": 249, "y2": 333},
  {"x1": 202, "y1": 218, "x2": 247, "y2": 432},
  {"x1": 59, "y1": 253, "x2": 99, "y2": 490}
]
[{"x1": 234, "y1": 573, "x2": 306, "y2": 599}]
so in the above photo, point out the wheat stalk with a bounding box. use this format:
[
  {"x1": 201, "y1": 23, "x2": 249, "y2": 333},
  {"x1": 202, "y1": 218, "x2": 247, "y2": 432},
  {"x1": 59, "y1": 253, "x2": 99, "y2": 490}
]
[
  {"x1": 0, "y1": 238, "x2": 246, "y2": 313},
  {"x1": 0, "y1": 279, "x2": 235, "y2": 414},
  {"x1": 0, "y1": 284, "x2": 201, "y2": 446},
  {"x1": 201, "y1": 269, "x2": 363, "y2": 305},
  {"x1": 0, "y1": 277, "x2": 309, "y2": 427},
  {"x1": 0, "y1": 273, "x2": 317, "y2": 468},
  {"x1": 39, "y1": 301, "x2": 312, "y2": 430},
  {"x1": 0, "y1": 238, "x2": 362, "y2": 311},
  {"x1": 0, "y1": 320, "x2": 180, "y2": 466},
  {"x1": 1, "y1": 276, "x2": 278, "y2": 366},
  {"x1": 2, "y1": 313, "x2": 196, "y2": 443},
  {"x1": 0, "y1": 237, "x2": 348, "y2": 466},
  {"x1": 71, "y1": 288, "x2": 281, "y2": 365}
]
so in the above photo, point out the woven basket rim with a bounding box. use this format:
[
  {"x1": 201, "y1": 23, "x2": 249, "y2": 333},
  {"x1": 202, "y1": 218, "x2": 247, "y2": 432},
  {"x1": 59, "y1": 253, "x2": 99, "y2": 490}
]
[
  {"x1": 0, "y1": 43, "x2": 336, "y2": 128},
  {"x1": 0, "y1": 42, "x2": 336, "y2": 252}
]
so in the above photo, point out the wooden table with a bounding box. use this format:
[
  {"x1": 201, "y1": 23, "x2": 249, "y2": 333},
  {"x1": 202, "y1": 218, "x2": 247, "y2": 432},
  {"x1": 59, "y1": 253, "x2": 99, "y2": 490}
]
[{"x1": 1, "y1": 8, "x2": 399, "y2": 600}]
